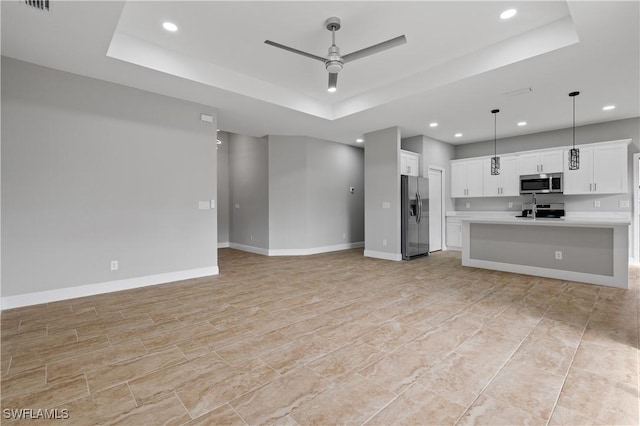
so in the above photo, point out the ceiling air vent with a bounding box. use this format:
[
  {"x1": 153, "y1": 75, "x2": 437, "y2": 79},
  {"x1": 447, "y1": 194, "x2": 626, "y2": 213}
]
[{"x1": 24, "y1": 0, "x2": 50, "y2": 11}]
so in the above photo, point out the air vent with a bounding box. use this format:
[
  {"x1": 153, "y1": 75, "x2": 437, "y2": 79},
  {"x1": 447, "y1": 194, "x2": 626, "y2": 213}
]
[{"x1": 24, "y1": 0, "x2": 50, "y2": 11}]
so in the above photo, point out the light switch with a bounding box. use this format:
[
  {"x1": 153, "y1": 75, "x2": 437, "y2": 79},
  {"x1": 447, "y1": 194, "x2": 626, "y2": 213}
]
[
  {"x1": 198, "y1": 201, "x2": 210, "y2": 210},
  {"x1": 382, "y1": 202, "x2": 391, "y2": 209},
  {"x1": 235, "y1": 203, "x2": 240, "y2": 209},
  {"x1": 210, "y1": 200, "x2": 216, "y2": 209}
]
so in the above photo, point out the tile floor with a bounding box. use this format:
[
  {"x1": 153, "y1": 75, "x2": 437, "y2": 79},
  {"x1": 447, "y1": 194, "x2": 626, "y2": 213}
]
[{"x1": 1, "y1": 248, "x2": 638, "y2": 425}]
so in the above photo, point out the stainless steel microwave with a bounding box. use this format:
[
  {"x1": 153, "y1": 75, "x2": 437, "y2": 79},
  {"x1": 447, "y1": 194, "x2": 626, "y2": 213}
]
[{"x1": 519, "y1": 173, "x2": 563, "y2": 194}]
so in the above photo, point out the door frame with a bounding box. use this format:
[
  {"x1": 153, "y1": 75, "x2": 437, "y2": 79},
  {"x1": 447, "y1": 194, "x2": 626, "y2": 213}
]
[{"x1": 427, "y1": 165, "x2": 446, "y2": 252}]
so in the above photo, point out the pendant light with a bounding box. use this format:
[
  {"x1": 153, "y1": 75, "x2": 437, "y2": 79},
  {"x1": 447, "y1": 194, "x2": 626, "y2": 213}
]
[
  {"x1": 490, "y1": 109, "x2": 500, "y2": 175},
  {"x1": 568, "y1": 91, "x2": 580, "y2": 170}
]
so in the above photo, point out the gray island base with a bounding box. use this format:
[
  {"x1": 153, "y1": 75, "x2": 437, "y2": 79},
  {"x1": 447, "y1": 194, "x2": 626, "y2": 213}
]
[{"x1": 461, "y1": 217, "x2": 630, "y2": 289}]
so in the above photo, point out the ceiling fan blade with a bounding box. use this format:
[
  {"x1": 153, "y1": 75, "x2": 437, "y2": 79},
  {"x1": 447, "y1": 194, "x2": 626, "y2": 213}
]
[
  {"x1": 342, "y1": 35, "x2": 407, "y2": 63},
  {"x1": 328, "y1": 73, "x2": 338, "y2": 92},
  {"x1": 264, "y1": 40, "x2": 326, "y2": 62}
]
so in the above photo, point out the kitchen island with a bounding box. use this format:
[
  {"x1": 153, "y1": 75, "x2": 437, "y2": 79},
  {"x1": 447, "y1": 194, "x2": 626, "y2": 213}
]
[{"x1": 461, "y1": 216, "x2": 630, "y2": 288}]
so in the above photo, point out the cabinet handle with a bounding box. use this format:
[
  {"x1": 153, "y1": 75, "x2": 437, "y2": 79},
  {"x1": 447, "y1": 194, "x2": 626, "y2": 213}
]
[
  {"x1": 590, "y1": 183, "x2": 593, "y2": 192},
  {"x1": 540, "y1": 164, "x2": 544, "y2": 172},
  {"x1": 594, "y1": 183, "x2": 597, "y2": 192},
  {"x1": 407, "y1": 166, "x2": 411, "y2": 173}
]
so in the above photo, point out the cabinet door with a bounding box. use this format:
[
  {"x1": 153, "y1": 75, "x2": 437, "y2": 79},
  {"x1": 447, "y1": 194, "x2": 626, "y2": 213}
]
[
  {"x1": 518, "y1": 153, "x2": 541, "y2": 175},
  {"x1": 466, "y1": 159, "x2": 484, "y2": 197},
  {"x1": 563, "y1": 147, "x2": 593, "y2": 194},
  {"x1": 401, "y1": 152, "x2": 419, "y2": 176},
  {"x1": 446, "y1": 220, "x2": 462, "y2": 248},
  {"x1": 501, "y1": 156, "x2": 520, "y2": 196},
  {"x1": 539, "y1": 150, "x2": 563, "y2": 173},
  {"x1": 450, "y1": 161, "x2": 467, "y2": 198},
  {"x1": 593, "y1": 144, "x2": 627, "y2": 194},
  {"x1": 406, "y1": 155, "x2": 419, "y2": 176},
  {"x1": 482, "y1": 158, "x2": 500, "y2": 196}
]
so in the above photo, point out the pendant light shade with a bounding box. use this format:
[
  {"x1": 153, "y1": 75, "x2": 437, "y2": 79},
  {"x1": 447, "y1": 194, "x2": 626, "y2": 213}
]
[
  {"x1": 491, "y1": 109, "x2": 500, "y2": 175},
  {"x1": 569, "y1": 91, "x2": 580, "y2": 170}
]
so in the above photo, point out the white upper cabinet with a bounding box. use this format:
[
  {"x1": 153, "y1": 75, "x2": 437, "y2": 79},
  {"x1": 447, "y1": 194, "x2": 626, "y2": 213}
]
[
  {"x1": 451, "y1": 159, "x2": 483, "y2": 197},
  {"x1": 400, "y1": 150, "x2": 420, "y2": 176},
  {"x1": 518, "y1": 149, "x2": 563, "y2": 175},
  {"x1": 450, "y1": 139, "x2": 629, "y2": 198},
  {"x1": 482, "y1": 155, "x2": 518, "y2": 196},
  {"x1": 563, "y1": 141, "x2": 629, "y2": 195}
]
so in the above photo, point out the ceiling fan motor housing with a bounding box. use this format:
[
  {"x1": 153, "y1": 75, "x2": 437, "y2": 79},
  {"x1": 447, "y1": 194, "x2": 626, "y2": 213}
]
[{"x1": 325, "y1": 45, "x2": 343, "y2": 73}]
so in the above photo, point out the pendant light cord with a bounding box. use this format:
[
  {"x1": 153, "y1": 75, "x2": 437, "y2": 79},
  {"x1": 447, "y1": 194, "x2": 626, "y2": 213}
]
[
  {"x1": 494, "y1": 112, "x2": 497, "y2": 157},
  {"x1": 572, "y1": 95, "x2": 576, "y2": 149}
]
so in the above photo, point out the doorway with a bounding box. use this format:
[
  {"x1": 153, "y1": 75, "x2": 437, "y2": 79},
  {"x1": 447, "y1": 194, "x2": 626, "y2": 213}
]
[{"x1": 428, "y1": 167, "x2": 445, "y2": 252}]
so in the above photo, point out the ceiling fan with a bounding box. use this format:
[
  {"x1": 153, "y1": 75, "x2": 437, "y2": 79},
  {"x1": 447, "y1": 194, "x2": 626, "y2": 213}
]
[{"x1": 265, "y1": 17, "x2": 407, "y2": 93}]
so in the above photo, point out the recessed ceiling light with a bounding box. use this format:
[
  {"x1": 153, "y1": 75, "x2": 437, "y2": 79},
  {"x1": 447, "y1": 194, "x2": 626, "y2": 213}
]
[
  {"x1": 162, "y1": 22, "x2": 178, "y2": 32},
  {"x1": 356, "y1": 138, "x2": 364, "y2": 143},
  {"x1": 429, "y1": 122, "x2": 438, "y2": 127},
  {"x1": 602, "y1": 105, "x2": 616, "y2": 111},
  {"x1": 517, "y1": 121, "x2": 527, "y2": 126},
  {"x1": 500, "y1": 9, "x2": 517, "y2": 20},
  {"x1": 454, "y1": 133, "x2": 463, "y2": 138},
  {"x1": 327, "y1": 87, "x2": 337, "y2": 93}
]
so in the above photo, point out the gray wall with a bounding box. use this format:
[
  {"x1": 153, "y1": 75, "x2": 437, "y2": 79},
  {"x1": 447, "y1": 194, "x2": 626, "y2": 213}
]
[
  {"x1": 228, "y1": 133, "x2": 269, "y2": 250},
  {"x1": 453, "y1": 117, "x2": 640, "y2": 213},
  {"x1": 402, "y1": 135, "x2": 456, "y2": 212},
  {"x1": 1, "y1": 57, "x2": 218, "y2": 297},
  {"x1": 306, "y1": 138, "x2": 365, "y2": 248},
  {"x1": 268, "y1": 135, "x2": 365, "y2": 251},
  {"x1": 364, "y1": 126, "x2": 401, "y2": 258},
  {"x1": 268, "y1": 136, "x2": 308, "y2": 250},
  {"x1": 217, "y1": 131, "x2": 230, "y2": 245}
]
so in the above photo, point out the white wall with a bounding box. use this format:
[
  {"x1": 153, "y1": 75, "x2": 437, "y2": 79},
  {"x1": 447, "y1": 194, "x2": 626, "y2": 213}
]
[{"x1": 1, "y1": 57, "x2": 218, "y2": 304}]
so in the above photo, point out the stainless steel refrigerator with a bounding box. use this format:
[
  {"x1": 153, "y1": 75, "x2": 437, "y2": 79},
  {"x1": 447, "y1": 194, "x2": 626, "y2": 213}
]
[{"x1": 401, "y1": 175, "x2": 429, "y2": 260}]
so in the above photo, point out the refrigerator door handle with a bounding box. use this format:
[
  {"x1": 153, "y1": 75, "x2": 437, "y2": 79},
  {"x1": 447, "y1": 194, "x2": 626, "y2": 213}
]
[{"x1": 416, "y1": 191, "x2": 421, "y2": 223}]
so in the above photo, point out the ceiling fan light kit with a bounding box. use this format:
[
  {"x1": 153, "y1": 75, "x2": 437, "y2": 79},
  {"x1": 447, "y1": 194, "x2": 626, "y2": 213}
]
[{"x1": 265, "y1": 16, "x2": 406, "y2": 92}]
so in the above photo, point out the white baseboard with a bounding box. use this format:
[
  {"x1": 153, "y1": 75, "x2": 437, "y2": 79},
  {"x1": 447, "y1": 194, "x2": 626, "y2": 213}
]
[
  {"x1": 229, "y1": 243, "x2": 270, "y2": 256},
  {"x1": 1, "y1": 266, "x2": 219, "y2": 310},
  {"x1": 269, "y1": 242, "x2": 364, "y2": 256},
  {"x1": 218, "y1": 242, "x2": 230, "y2": 248},
  {"x1": 364, "y1": 250, "x2": 403, "y2": 261}
]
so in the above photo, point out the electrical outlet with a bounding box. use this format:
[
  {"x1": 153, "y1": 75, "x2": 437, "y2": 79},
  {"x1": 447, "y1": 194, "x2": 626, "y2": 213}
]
[
  {"x1": 508, "y1": 202, "x2": 513, "y2": 208},
  {"x1": 465, "y1": 202, "x2": 471, "y2": 209},
  {"x1": 382, "y1": 239, "x2": 387, "y2": 246},
  {"x1": 555, "y1": 251, "x2": 562, "y2": 260},
  {"x1": 250, "y1": 235, "x2": 253, "y2": 242},
  {"x1": 235, "y1": 203, "x2": 240, "y2": 209},
  {"x1": 382, "y1": 202, "x2": 391, "y2": 209},
  {"x1": 342, "y1": 233, "x2": 346, "y2": 239},
  {"x1": 594, "y1": 200, "x2": 601, "y2": 208},
  {"x1": 620, "y1": 200, "x2": 630, "y2": 208},
  {"x1": 110, "y1": 260, "x2": 119, "y2": 271}
]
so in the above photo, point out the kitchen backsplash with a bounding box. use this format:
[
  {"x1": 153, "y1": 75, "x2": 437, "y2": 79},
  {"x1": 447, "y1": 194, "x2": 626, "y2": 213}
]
[{"x1": 454, "y1": 192, "x2": 631, "y2": 212}]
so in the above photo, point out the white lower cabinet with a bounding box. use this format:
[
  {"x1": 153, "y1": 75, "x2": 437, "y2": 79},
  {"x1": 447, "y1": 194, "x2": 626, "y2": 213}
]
[{"x1": 446, "y1": 217, "x2": 462, "y2": 250}]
